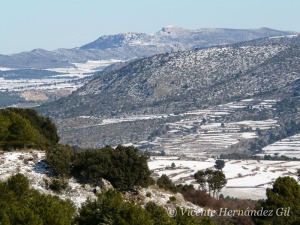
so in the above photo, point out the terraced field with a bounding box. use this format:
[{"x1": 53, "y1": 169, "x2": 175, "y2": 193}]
[
  {"x1": 144, "y1": 99, "x2": 279, "y2": 157},
  {"x1": 262, "y1": 134, "x2": 300, "y2": 158}
]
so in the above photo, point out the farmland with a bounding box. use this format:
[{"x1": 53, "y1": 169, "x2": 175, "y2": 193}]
[{"x1": 148, "y1": 157, "x2": 300, "y2": 200}]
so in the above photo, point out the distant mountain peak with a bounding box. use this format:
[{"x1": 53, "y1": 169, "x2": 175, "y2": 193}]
[{"x1": 156, "y1": 26, "x2": 187, "y2": 35}]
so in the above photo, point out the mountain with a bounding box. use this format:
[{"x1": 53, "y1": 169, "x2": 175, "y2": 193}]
[
  {"x1": 36, "y1": 35, "x2": 300, "y2": 150},
  {"x1": 0, "y1": 27, "x2": 297, "y2": 69},
  {"x1": 38, "y1": 35, "x2": 300, "y2": 118}
]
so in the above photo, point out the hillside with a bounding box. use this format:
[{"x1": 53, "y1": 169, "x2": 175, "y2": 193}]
[
  {"x1": 35, "y1": 35, "x2": 300, "y2": 152},
  {"x1": 39, "y1": 36, "x2": 300, "y2": 118}
]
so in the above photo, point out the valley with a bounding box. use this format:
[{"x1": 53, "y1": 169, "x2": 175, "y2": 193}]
[{"x1": 0, "y1": 59, "x2": 122, "y2": 107}]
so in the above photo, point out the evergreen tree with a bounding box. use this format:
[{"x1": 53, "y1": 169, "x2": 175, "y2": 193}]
[
  {"x1": 214, "y1": 160, "x2": 225, "y2": 170},
  {"x1": 46, "y1": 144, "x2": 73, "y2": 176},
  {"x1": 255, "y1": 176, "x2": 300, "y2": 225}
]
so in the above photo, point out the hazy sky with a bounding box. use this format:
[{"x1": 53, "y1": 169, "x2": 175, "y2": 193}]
[{"x1": 1, "y1": 0, "x2": 299, "y2": 54}]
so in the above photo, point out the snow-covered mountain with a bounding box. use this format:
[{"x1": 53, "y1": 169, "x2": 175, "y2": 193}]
[
  {"x1": 0, "y1": 27, "x2": 297, "y2": 69},
  {"x1": 36, "y1": 35, "x2": 300, "y2": 150}
]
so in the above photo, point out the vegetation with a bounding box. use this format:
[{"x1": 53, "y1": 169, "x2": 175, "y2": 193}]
[
  {"x1": 0, "y1": 108, "x2": 59, "y2": 150},
  {"x1": 194, "y1": 169, "x2": 227, "y2": 198},
  {"x1": 247, "y1": 119, "x2": 300, "y2": 154},
  {"x1": 0, "y1": 69, "x2": 63, "y2": 80},
  {"x1": 214, "y1": 159, "x2": 225, "y2": 170},
  {"x1": 75, "y1": 189, "x2": 213, "y2": 225},
  {"x1": 220, "y1": 152, "x2": 300, "y2": 161},
  {"x1": 181, "y1": 187, "x2": 257, "y2": 225},
  {"x1": 71, "y1": 145, "x2": 151, "y2": 191},
  {"x1": 0, "y1": 92, "x2": 22, "y2": 108},
  {"x1": 254, "y1": 177, "x2": 300, "y2": 225},
  {"x1": 2, "y1": 109, "x2": 300, "y2": 225},
  {"x1": 47, "y1": 178, "x2": 69, "y2": 193},
  {"x1": 156, "y1": 174, "x2": 177, "y2": 192},
  {"x1": 0, "y1": 174, "x2": 75, "y2": 225},
  {"x1": 46, "y1": 144, "x2": 73, "y2": 176},
  {"x1": 75, "y1": 189, "x2": 153, "y2": 225}
]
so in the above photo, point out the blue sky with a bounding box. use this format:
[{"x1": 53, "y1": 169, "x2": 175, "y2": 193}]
[{"x1": 1, "y1": 0, "x2": 299, "y2": 54}]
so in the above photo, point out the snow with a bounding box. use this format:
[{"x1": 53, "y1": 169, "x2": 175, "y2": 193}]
[
  {"x1": 268, "y1": 35, "x2": 298, "y2": 39},
  {"x1": 0, "y1": 67, "x2": 15, "y2": 71},
  {"x1": 134, "y1": 98, "x2": 280, "y2": 157},
  {"x1": 0, "y1": 59, "x2": 123, "y2": 93},
  {"x1": 0, "y1": 151, "x2": 209, "y2": 213},
  {"x1": 149, "y1": 157, "x2": 300, "y2": 200},
  {"x1": 0, "y1": 151, "x2": 96, "y2": 208},
  {"x1": 262, "y1": 134, "x2": 300, "y2": 158}
]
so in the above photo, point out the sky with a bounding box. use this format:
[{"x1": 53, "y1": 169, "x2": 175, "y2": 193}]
[{"x1": 1, "y1": 0, "x2": 299, "y2": 55}]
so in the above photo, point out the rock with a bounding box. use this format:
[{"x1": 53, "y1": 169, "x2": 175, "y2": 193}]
[
  {"x1": 84, "y1": 184, "x2": 92, "y2": 191},
  {"x1": 97, "y1": 178, "x2": 114, "y2": 190}
]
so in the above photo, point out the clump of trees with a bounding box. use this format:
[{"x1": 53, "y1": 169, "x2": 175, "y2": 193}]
[
  {"x1": 194, "y1": 169, "x2": 227, "y2": 198},
  {"x1": 0, "y1": 108, "x2": 59, "y2": 150},
  {"x1": 46, "y1": 144, "x2": 73, "y2": 177},
  {"x1": 248, "y1": 119, "x2": 300, "y2": 154},
  {"x1": 71, "y1": 145, "x2": 152, "y2": 191}
]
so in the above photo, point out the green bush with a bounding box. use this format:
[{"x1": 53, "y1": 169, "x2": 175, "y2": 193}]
[
  {"x1": 46, "y1": 144, "x2": 73, "y2": 176},
  {"x1": 72, "y1": 145, "x2": 151, "y2": 191},
  {"x1": 75, "y1": 189, "x2": 153, "y2": 225},
  {"x1": 48, "y1": 178, "x2": 69, "y2": 193},
  {"x1": 0, "y1": 174, "x2": 75, "y2": 225},
  {"x1": 0, "y1": 108, "x2": 59, "y2": 150},
  {"x1": 156, "y1": 174, "x2": 177, "y2": 192},
  {"x1": 169, "y1": 196, "x2": 176, "y2": 202}
]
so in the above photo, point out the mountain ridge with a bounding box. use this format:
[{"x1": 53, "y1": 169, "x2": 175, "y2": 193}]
[
  {"x1": 1, "y1": 27, "x2": 298, "y2": 69},
  {"x1": 38, "y1": 36, "x2": 300, "y2": 119}
]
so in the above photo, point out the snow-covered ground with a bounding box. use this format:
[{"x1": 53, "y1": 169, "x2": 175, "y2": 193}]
[
  {"x1": 0, "y1": 59, "x2": 123, "y2": 92},
  {"x1": 145, "y1": 99, "x2": 279, "y2": 157},
  {"x1": 47, "y1": 59, "x2": 123, "y2": 75},
  {"x1": 261, "y1": 134, "x2": 300, "y2": 158},
  {"x1": 0, "y1": 151, "x2": 96, "y2": 207},
  {"x1": 148, "y1": 157, "x2": 300, "y2": 200},
  {"x1": 0, "y1": 150, "x2": 206, "y2": 211}
]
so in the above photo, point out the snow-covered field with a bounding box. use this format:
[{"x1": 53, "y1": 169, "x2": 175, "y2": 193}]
[
  {"x1": 47, "y1": 59, "x2": 123, "y2": 76},
  {"x1": 68, "y1": 98, "x2": 280, "y2": 157},
  {"x1": 148, "y1": 157, "x2": 300, "y2": 200},
  {"x1": 0, "y1": 59, "x2": 123, "y2": 93},
  {"x1": 144, "y1": 99, "x2": 279, "y2": 157},
  {"x1": 261, "y1": 134, "x2": 300, "y2": 158}
]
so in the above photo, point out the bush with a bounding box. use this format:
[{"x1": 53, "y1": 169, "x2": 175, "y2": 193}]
[
  {"x1": 46, "y1": 144, "x2": 73, "y2": 176},
  {"x1": 156, "y1": 174, "x2": 177, "y2": 192},
  {"x1": 72, "y1": 145, "x2": 151, "y2": 191},
  {"x1": 169, "y1": 196, "x2": 176, "y2": 202},
  {"x1": 48, "y1": 178, "x2": 69, "y2": 193},
  {"x1": 0, "y1": 174, "x2": 75, "y2": 225},
  {"x1": 75, "y1": 189, "x2": 153, "y2": 225},
  {"x1": 0, "y1": 108, "x2": 59, "y2": 150}
]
